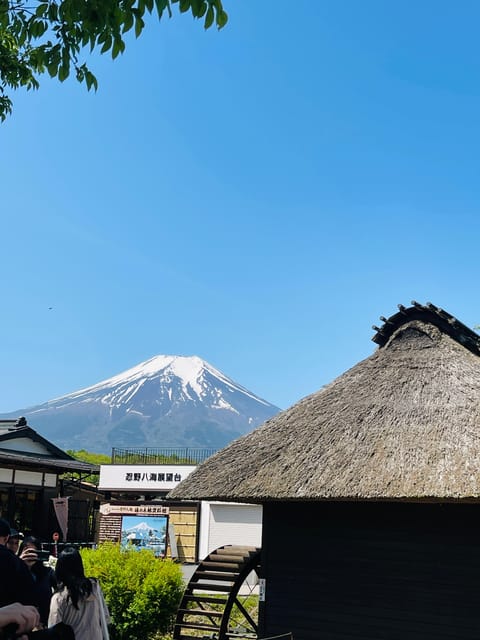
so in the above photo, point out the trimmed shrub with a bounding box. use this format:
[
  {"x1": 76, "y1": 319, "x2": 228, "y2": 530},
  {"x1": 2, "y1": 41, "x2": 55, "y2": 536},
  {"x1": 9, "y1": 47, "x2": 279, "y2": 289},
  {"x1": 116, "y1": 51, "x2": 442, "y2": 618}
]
[{"x1": 81, "y1": 542, "x2": 184, "y2": 640}]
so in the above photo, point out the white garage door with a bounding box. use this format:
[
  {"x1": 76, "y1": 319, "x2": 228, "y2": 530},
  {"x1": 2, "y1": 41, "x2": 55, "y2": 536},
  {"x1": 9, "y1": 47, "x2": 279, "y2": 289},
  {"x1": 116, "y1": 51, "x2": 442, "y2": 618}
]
[{"x1": 207, "y1": 503, "x2": 262, "y2": 555}]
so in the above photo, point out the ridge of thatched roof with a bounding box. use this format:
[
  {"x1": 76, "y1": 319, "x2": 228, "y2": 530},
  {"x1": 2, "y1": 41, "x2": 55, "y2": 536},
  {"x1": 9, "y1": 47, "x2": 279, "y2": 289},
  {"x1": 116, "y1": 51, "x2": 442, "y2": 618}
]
[
  {"x1": 371, "y1": 300, "x2": 480, "y2": 355},
  {"x1": 169, "y1": 302, "x2": 480, "y2": 503}
]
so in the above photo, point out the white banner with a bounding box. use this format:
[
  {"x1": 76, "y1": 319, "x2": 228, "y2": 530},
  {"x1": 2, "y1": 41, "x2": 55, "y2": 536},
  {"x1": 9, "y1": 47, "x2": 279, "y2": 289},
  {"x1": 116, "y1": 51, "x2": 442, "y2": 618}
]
[
  {"x1": 98, "y1": 464, "x2": 195, "y2": 490},
  {"x1": 52, "y1": 497, "x2": 69, "y2": 542}
]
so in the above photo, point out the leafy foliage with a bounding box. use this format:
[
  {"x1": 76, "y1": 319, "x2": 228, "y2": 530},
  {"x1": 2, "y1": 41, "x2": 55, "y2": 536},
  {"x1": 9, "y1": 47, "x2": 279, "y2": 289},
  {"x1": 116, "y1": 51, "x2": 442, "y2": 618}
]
[
  {"x1": 67, "y1": 448, "x2": 111, "y2": 466},
  {"x1": 81, "y1": 542, "x2": 184, "y2": 640},
  {"x1": 0, "y1": 0, "x2": 228, "y2": 120},
  {"x1": 65, "y1": 448, "x2": 111, "y2": 484}
]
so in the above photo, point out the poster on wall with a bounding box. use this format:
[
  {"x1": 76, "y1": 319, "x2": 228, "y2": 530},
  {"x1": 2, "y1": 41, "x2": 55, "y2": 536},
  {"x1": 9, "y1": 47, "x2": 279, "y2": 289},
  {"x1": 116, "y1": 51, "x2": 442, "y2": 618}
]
[{"x1": 120, "y1": 515, "x2": 168, "y2": 557}]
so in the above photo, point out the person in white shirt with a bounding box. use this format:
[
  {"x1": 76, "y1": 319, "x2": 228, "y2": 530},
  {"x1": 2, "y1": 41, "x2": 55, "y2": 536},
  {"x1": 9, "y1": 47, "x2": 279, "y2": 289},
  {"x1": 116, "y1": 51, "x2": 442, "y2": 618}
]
[{"x1": 48, "y1": 546, "x2": 110, "y2": 640}]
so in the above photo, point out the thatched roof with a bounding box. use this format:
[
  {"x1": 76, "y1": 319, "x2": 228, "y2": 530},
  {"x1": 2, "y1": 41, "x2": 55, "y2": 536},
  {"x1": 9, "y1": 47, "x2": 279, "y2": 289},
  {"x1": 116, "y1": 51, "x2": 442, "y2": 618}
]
[{"x1": 169, "y1": 302, "x2": 480, "y2": 503}]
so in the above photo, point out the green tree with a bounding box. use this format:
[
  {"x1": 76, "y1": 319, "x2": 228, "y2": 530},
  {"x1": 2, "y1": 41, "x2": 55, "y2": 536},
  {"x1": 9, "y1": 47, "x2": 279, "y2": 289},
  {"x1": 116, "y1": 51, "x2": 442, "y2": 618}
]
[
  {"x1": 66, "y1": 448, "x2": 111, "y2": 484},
  {"x1": 67, "y1": 448, "x2": 111, "y2": 466},
  {"x1": 0, "y1": 0, "x2": 228, "y2": 120},
  {"x1": 81, "y1": 543, "x2": 184, "y2": 640}
]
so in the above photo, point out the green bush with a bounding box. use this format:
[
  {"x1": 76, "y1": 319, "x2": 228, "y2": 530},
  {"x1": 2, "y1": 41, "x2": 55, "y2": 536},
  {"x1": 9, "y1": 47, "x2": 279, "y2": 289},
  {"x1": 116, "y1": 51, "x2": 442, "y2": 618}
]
[{"x1": 80, "y1": 543, "x2": 184, "y2": 640}]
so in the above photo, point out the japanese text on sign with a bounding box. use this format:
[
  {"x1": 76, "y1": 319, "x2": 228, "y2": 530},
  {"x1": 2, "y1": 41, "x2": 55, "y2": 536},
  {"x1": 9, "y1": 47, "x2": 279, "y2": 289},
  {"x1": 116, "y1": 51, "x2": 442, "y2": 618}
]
[
  {"x1": 125, "y1": 472, "x2": 182, "y2": 482},
  {"x1": 100, "y1": 503, "x2": 170, "y2": 516}
]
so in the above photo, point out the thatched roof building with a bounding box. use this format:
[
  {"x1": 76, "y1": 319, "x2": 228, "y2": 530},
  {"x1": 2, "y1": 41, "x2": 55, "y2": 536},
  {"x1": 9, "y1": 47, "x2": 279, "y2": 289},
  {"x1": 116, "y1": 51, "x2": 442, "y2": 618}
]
[
  {"x1": 170, "y1": 301, "x2": 480, "y2": 502},
  {"x1": 170, "y1": 303, "x2": 480, "y2": 640}
]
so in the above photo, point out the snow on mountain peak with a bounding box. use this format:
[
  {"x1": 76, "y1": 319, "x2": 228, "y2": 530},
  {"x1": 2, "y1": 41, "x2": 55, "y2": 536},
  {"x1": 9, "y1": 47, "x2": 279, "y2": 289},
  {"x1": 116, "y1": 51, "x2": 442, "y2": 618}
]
[
  {"x1": 14, "y1": 354, "x2": 281, "y2": 453},
  {"x1": 168, "y1": 356, "x2": 207, "y2": 397},
  {"x1": 49, "y1": 354, "x2": 271, "y2": 409},
  {"x1": 126, "y1": 521, "x2": 155, "y2": 532},
  {"x1": 50, "y1": 355, "x2": 202, "y2": 400}
]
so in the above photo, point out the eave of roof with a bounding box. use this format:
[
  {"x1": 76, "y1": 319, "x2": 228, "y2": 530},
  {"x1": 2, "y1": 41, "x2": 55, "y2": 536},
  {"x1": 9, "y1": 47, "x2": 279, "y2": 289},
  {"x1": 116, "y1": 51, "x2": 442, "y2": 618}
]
[
  {"x1": 0, "y1": 425, "x2": 74, "y2": 460},
  {"x1": 0, "y1": 449, "x2": 99, "y2": 474}
]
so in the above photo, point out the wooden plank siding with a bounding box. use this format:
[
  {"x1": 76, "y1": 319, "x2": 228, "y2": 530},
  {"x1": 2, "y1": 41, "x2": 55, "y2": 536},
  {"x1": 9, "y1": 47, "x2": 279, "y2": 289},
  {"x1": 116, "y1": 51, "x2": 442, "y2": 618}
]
[
  {"x1": 259, "y1": 502, "x2": 480, "y2": 640},
  {"x1": 168, "y1": 504, "x2": 198, "y2": 563}
]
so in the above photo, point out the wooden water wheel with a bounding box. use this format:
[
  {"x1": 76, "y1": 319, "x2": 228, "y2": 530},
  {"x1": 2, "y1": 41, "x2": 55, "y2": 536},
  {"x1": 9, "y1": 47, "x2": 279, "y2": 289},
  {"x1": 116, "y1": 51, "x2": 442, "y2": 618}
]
[{"x1": 173, "y1": 544, "x2": 262, "y2": 640}]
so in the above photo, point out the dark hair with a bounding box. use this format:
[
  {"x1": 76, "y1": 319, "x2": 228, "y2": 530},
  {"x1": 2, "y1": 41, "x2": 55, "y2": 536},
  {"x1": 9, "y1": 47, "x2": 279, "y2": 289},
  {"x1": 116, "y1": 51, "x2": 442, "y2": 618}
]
[
  {"x1": 0, "y1": 517, "x2": 11, "y2": 537},
  {"x1": 19, "y1": 535, "x2": 50, "y2": 580},
  {"x1": 19, "y1": 534, "x2": 42, "y2": 553},
  {"x1": 55, "y1": 546, "x2": 92, "y2": 609}
]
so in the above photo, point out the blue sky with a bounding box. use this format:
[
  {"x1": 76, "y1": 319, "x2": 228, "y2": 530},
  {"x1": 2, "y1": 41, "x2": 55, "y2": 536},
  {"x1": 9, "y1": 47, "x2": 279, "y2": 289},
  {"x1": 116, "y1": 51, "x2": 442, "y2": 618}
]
[{"x1": 2, "y1": 1, "x2": 480, "y2": 413}]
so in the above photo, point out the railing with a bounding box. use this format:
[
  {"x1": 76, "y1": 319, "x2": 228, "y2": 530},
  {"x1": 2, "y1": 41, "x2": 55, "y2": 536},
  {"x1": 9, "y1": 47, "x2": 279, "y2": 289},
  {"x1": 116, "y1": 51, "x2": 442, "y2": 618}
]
[
  {"x1": 111, "y1": 447, "x2": 217, "y2": 465},
  {"x1": 40, "y1": 542, "x2": 97, "y2": 554}
]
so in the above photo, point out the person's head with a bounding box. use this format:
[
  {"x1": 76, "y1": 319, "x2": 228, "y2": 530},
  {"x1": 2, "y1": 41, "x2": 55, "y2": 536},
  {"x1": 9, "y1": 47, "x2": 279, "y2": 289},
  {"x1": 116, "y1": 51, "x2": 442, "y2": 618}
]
[
  {"x1": 6, "y1": 529, "x2": 23, "y2": 555},
  {"x1": 52, "y1": 532, "x2": 60, "y2": 543},
  {"x1": 55, "y1": 546, "x2": 85, "y2": 583},
  {"x1": 0, "y1": 518, "x2": 11, "y2": 546},
  {"x1": 19, "y1": 535, "x2": 41, "y2": 553},
  {"x1": 55, "y1": 546, "x2": 92, "y2": 608},
  {"x1": 19, "y1": 536, "x2": 49, "y2": 579},
  {"x1": 19, "y1": 535, "x2": 41, "y2": 565}
]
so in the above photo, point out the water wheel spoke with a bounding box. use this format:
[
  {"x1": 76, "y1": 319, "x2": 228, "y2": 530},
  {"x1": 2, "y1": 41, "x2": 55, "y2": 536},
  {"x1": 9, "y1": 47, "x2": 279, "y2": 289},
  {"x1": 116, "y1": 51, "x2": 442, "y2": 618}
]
[
  {"x1": 174, "y1": 545, "x2": 261, "y2": 640},
  {"x1": 232, "y1": 597, "x2": 258, "y2": 632}
]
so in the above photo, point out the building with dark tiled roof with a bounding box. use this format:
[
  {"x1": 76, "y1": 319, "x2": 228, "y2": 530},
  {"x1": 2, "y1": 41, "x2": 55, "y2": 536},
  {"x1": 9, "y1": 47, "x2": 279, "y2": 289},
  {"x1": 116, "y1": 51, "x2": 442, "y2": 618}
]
[{"x1": 0, "y1": 417, "x2": 99, "y2": 541}]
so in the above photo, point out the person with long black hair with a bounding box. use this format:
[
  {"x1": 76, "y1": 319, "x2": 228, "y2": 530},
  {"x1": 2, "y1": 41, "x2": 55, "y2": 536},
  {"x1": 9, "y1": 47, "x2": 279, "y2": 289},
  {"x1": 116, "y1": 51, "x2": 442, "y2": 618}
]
[{"x1": 48, "y1": 546, "x2": 110, "y2": 640}]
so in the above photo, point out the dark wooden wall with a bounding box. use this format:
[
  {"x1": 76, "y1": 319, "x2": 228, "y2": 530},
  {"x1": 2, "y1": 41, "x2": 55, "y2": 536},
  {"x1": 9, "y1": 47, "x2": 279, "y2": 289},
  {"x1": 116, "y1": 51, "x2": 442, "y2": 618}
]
[{"x1": 259, "y1": 501, "x2": 480, "y2": 640}]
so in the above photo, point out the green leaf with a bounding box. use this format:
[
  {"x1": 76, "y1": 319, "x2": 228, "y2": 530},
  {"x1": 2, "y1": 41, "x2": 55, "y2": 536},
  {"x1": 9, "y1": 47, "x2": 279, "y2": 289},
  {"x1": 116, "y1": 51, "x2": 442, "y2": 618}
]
[
  {"x1": 122, "y1": 11, "x2": 134, "y2": 32},
  {"x1": 154, "y1": 0, "x2": 169, "y2": 19},
  {"x1": 179, "y1": 0, "x2": 190, "y2": 13},
  {"x1": 47, "y1": 62, "x2": 58, "y2": 78},
  {"x1": 17, "y1": 28, "x2": 27, "y2": 47},
  {"x1": 48, "y1": 3, "x2": 58, "y2": 22},
  {"x1": 28, "y1": 20, "x2": 38, "y2": 38},
  {"x1": 85, "y1": 70, "x2": 98, "y2": 91},
  {"x1": 112, "y1": 37, "x2": 124, "y2": 58},
  {"x1": 134, "y1": 15, "x2": 144, "y2": 37},
  {"x1": 204, "y1": 4, "x2": 213, "y2": 29},
  {"x1": 100, "y1": 34, "x2": 112, "y2": 53},
  {"x1": 189, "y1": 0, "x2": 201, "y2": 14},
  {"x1": 58, "y1": 64, "x2": 69, "y2": 81},
  {"x1": 35, "y1": 3, "x2": 48, "y2": 17},
  {"x1": 216, "y1": 8, "x2": 227, "y2": 28},
  {"x1": 196, "y1": 1, "x2": 207, "y2": 18}
]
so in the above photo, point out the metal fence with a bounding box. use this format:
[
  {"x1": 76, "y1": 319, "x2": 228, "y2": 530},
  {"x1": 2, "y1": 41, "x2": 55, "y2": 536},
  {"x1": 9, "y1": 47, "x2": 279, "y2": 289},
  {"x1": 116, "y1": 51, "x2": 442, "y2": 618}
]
[
  {"x1": 40, "y1": 542, "x2": 97, "y2": 553},
  {"x1": 111, "y1": 447, "x2": 217, "y2": 465}
]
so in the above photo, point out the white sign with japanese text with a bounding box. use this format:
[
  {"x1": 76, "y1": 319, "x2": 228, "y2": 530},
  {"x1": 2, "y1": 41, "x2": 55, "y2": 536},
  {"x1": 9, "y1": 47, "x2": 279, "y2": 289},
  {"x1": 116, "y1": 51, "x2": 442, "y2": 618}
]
[
  {"x1": 100, "y1": 503, "x2": 170, "y2": 516},
  {"x1": 98, "y1": 464, "x2": 195, "y2": 490}
]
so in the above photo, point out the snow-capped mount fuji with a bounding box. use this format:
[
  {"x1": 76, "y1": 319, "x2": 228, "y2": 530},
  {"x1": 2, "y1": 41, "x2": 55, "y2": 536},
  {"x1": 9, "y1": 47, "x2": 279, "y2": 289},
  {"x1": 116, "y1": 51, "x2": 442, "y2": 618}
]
[{"x1": 4, "y1": 356, "x2": 281, "y2": 454}]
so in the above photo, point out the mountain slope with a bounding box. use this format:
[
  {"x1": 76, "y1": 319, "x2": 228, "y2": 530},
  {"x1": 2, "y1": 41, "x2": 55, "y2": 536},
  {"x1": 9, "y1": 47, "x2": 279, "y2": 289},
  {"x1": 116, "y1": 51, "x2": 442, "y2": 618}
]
[{"x1": 3, "y1": 356, "x2": 280, "y2": 454}]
